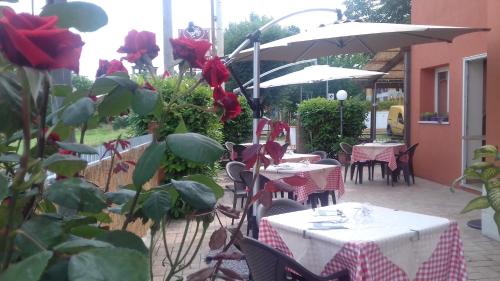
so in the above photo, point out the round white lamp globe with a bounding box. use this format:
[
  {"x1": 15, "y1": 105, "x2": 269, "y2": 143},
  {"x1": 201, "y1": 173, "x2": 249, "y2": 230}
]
[{"x1": 336, "y1": 90, "x2": 348, "y2": 101}]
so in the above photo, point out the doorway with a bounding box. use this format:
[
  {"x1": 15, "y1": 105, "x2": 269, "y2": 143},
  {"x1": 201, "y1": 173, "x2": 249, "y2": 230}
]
[{"x1": 462, "y1": 54, "x2": 487, "y2": 190}]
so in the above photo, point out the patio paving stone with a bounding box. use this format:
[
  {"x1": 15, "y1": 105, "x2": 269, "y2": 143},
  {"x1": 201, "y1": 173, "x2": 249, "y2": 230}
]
[{"x1": 150, "y1": 170, "x2": 500, "y2": 280}]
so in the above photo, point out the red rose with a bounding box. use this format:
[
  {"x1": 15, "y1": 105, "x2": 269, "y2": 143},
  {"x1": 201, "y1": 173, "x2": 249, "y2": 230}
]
[
  {"x1": 213, "y1": 87, "x2": 241, "y2": 122},
  {"x1": 202, "y1": 56, "x2": 229, "y2": 87},
  {"x1": 44, "y1": 128, "x2": 60, "y2": 145},
  {"x1": 0, "y1": 7, "x2": 84, "y2": 72},
  {"x1": 117, "y1": 30, "x2": 160, "y2": 63},
  {"x1": 96, "y1": 59, "x2": 128, "y2": 77},
  {"x1": 170, "y1": 37, "x2": 211, "y2": 68}
]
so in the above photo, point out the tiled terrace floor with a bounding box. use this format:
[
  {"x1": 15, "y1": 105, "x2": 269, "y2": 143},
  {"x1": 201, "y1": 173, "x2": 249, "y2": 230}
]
[{"x1": 151, "y1": 170, "x2": 500, "y2": 280}]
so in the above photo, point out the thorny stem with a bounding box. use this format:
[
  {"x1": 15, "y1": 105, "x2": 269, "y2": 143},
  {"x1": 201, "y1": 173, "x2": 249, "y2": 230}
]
[
  {"x1": 2, "y1": 69, "x2": 32, "y2": 270},
  {"x1": 167, "y1": 78, "x2": 203, "y2": 109},
  {"x1": 36, "y1": 73, "x2": 51, "y2": 159},
  {"x1": 173, "y1": 219, "x2": 190, "y2": 267},
  {"x1": 175, "y1": 226, "x2": 207, "y2": 274},
  {"x1": 79, "y1": 122, "x2": 87, "y2": 145},
  {"x1": 177, "y1": 220, "x2": 200, "y2": 265},
  {"x1": 210, "y1": 158, "x2": 262, "y2": 280},
  {"x1": 161, "y1": 220, "x2": 174, "y2": 267},
  {"x1": 104, "y1": 139, "x2": 120, "y2": 193}
]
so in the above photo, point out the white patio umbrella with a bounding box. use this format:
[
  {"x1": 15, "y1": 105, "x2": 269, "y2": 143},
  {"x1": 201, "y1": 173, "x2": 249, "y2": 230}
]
[
  {"x1": 231, "y1": 22, "x2": 489, "y2": 62},
  {"x1": 255, "y1": 65, "x2": 385, "y2": 89}
]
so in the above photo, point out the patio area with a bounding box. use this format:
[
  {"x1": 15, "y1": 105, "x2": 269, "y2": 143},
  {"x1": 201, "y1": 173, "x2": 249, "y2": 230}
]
[{"x1": 150, "y1": 171, "x2": 500, "y2": 281}]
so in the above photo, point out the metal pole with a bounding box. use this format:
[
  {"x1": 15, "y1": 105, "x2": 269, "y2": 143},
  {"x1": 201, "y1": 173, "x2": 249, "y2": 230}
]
[
  {"x1": 215, "y1": 0, "x2": 224, "y2": 57},
  {"x1": 403, "y1": 49, "x2": 411, "y2": 145},
  {"x1": 370, "y1": 83, "x2": 377, "y2": 141},
  {"x1": 340, "y1": 101, "x2": 344, "y2": 137},
  {"x1": 162, "y1": 0, "x2": 174, "y2": 74},
  {"x1": 210, "y1": 0, "x2": 217, "y2": 56},
  {"x1": 250, "y1": 39, "x2": 261, "y2": 238}
]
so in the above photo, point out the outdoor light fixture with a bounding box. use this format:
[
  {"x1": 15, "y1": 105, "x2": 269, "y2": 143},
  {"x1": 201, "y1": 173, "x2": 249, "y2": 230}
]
[{"x1": 336, "y1": 90, "x2": 348, "y2": 137}]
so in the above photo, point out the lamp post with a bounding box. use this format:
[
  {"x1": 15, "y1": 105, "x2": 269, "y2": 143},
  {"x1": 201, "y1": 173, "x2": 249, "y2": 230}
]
[{"x1": 336, "y1": 90, "x2": 348, "y2": 137}]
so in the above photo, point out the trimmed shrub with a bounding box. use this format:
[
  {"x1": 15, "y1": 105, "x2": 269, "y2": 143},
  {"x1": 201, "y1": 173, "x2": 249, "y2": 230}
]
[
  {"x1": 298, "y1": 97, "x2": 369, "y2": 155},
  {"x1": 128, "y1": 77, "x2": 223, "y2": 179},
  {"x1": 222, "y1": 96, "x2": 253, "y2": 144}
]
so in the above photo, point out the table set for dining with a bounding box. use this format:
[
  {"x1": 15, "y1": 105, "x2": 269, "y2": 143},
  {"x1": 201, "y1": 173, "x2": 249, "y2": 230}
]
[
  {"x1": 259, "y1": 202, "x2": 467, "y2": 281},
  {"x1": 351, "y1": 142, "x2": 407, "y2": 171}
]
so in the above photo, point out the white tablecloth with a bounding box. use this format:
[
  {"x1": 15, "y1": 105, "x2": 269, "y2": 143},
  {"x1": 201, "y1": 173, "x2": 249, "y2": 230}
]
[{"x1": 259, "y1": 202, "x2": 467, "y2": 280}]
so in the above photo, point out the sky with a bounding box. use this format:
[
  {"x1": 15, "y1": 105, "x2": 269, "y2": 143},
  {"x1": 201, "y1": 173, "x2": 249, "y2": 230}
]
[{"x1": 7, "y1": 0, "x2": 345, "y2": 78}]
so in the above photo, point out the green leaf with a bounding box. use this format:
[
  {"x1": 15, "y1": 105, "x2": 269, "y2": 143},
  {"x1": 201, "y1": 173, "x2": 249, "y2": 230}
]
[
  {"x1": 96, "y1": 231, "x2": 148, "y2": 255},
  {"x1": 474, "y1": 145, "x2": 498, "y2": 160},
  {"x1": 142, "y1": 189, "x2": 173, "y2": 221},
  {"x1": 70, "y1": 225, "x2": 106, "y2": 239},
  {"x1": 52, "y1": 84, "x2": 73, "y2": 97},
  {"x1": 481, "y1": 167, "x2": 500, "y2": 182},
  {"x1": 171, "y1": 180, "x2": 216, "y2": 210},
  {"x1": 495, "y1": 212, "x2": 500, "y2": 236},
  {"x1": 166, "y1": 133, "x2": 224, "y2": 164},
  {"x1": 23, "y1": 67, "x2": 43, "y2": 104},
  {"x1": 0, "y1": 153, "x2": 20, "y2": 162},
  {"x1": 174, "y1": 117, "x2": 188, "y2": 133},
  {"x1": 488, "y1": 187, "x2": 500, "y2": 212},
  {"x1": 62, "y1": 97, "x2": 96, "y2": 126},
  {"x1": 16, "y1": 216, "x2": 65, "y2": 257},
  {"x1": 0, "y1": 74, "x2": 23, "y2": 136},
  {"x1": 63, "y1": 216, "x2": 97, "y2": 231},
  {"x1": 54, "y1": 238, "x2": 113, "y2": 254},
  {"x1": 56, "y1": 142, "x2": 98, "y2": 155},
  {"x1": 105, "y1": 189, "x2": 136, "y2": 205},
  {"x1": 40, "y1": 1, "x2": 108, "y2": 32},
  {"x1": 68, "y1": 248, "x2": 148, "y2": 281},
  {"x1": 0, "y1": 173, "x2": 8, "y2": 202},
  {"x1": 133, "y1": 142, "x2": 166, "y2": 187},
  {"x1": 46, "y1": 178, "x2": 106, "y2": 213},
  {"x1": 132, "y1": 89, "x2": 159, "y2": 116},
  {"x1": 183, "y1": 174, "x2": 224, "y2": 199},
  {"x1": 43, "y1": 154, "x2": 87, "y2": 177},
  {"x1": 461, "y1": 196, "x2": 490, "y2": 213},
  {"x1": 98, "y1": 87, "x2": 133, "y2": 117},
  {"x1": 80, "y1": 212, "x2": 112, "y2": 224},
  {"x1": 0, "y1": 251, "x2": 53, "y2": 281}
]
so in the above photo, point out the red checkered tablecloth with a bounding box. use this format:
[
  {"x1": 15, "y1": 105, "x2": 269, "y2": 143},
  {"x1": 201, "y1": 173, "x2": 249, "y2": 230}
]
[
  {"x1": 351, "y1": 143, "x2": 407, "y2": 171},
  {"x1": 258, "y1": 206, "x2": 467, "y2": 281},
  {"x1": 261, "y1": 163, "x2": 344, "y2": 203}
]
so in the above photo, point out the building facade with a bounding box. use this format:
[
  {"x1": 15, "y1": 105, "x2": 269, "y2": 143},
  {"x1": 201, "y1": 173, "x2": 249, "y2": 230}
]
[{"x1": 410, "y1": 0, "x2": 499, "y2": 187}]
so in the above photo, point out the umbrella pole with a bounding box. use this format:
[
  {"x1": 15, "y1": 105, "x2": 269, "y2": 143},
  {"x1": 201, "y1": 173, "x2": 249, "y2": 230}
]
[{"x1": 250, "y1": 38, "x2": 261, "y2": 239}]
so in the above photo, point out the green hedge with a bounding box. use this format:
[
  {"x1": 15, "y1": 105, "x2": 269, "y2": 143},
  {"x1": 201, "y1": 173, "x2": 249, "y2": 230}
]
[
  {"x1": 128, "y1": 77, "x2": 223, "y2": 179},
  {"x1": 298, "y1": 97, "x2": 369, "y2": 155},
  {"x1": 377, "y1": 99, "x2": 402, "y2": 111},
  {"x1": 222, "y1": 96, "x2": 253, "y2": 144}
]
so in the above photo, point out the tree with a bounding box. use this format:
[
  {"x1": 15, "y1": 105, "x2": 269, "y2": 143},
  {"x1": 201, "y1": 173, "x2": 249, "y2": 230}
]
[
  {"x1": 224, "y1": 14, "x2": 302, "y2": 119},
  {"x1": 343, "y1": 0, "x2": 411, "y2": 24},
  {"x1": 71, "y1": 74, "x2": 93, "y2": 91}
]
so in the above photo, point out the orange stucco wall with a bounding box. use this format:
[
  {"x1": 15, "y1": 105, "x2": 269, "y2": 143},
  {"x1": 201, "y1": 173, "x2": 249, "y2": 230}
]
[{"x1": 411, "y1": 0, "x2": 497, "y2": 185}]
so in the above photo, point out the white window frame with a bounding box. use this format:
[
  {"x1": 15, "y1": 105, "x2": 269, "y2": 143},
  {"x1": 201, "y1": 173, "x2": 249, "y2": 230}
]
[{"x1": 434, "y1": 67, "x2": 450, "y2": 114}]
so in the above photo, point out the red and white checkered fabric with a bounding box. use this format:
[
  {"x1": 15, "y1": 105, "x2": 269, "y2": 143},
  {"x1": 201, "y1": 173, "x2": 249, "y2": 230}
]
[
  {"x1": 259, "y1": 219, "x2": 467, "y2": 281},
  {"x1": 280, "y1": 154, "x2": 321, "y2": 164},
  {"x1": 351, "y1": 145, "x2": 406, "y2": 171},
  {"x1": 293, "y1": 166, "x2": 345, "y2": 203}
]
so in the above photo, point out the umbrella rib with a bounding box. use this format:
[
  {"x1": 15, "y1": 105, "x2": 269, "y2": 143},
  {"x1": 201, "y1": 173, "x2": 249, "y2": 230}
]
[
  {"x1": 295, "y1": 41, "x2": 318, "y2": 61},
  {"x1": 355, "y1": 36, "x2": 376, "y2": 55},
  {"x1": 400, "y1": 32, "x2": 453, "y2": 43}
]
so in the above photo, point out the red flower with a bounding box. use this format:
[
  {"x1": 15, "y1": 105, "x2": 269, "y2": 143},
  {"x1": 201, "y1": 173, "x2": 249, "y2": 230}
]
[
  {"x1": 162, "y1": 70, "x2": 170, "y2": 79},
  {"x1": 43, "y1": 128, "x2": 60, "y2": 145},
  {"x1": 117, "y1": 30, "x2": 160, "y2": 63},
  {"x1": 96, "y1": 59, "x2": 128, "y2": 77},
  {"x1": 213, "y1": 87, "x2": 241, "y2": 122},
  {"x1": 170, "y1": 37, "x2": 211, "y2": 68},
  {"x1": 0, "y1": 7, "x2": 84, "y2": 72},
  {"x1": 202, "y1": 56, "x2": 229, "y2": 87}
]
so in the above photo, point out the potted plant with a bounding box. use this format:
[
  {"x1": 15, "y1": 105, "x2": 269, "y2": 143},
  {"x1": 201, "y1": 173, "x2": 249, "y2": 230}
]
[
  {"x1": 420, "y1": 112, "x2": 434, "y2": 121},
  {"x1": 453, "y1": 145, "x2": 500, "y2": 241}
]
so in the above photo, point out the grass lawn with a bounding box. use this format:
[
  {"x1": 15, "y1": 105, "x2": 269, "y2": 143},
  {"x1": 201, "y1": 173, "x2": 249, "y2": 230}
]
[{"x1": 76, "y1": 125, "x2": 129, "y2": 147}]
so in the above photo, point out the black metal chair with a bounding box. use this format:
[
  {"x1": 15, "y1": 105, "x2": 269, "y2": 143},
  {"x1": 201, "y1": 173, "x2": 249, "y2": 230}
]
[
  {"x1": 311, "y1": 150, "x2": 328, "y2": 160},
  {"x1": 225, "y1": 161, "x2": 248, "y2": 224},
  {"x1": 232, "y1": 144, "x2": 247, "y2": 162},
  {"x1": 239, "y1": 237, "x2": 350, "y2": 281},
  {"x1": 406, "y1": 143, "x2": 419, "y2": 184}
]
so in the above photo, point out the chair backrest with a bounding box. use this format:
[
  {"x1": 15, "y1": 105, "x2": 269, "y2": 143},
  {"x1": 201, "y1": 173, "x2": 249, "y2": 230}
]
[
  {"x1": 339, "y1": 142, "x2": 353, "y2": 155},
  {"x1": 407, "y1": 143, "x2": 419, "y2": 161},
  {"x1": 281, "y1": 143, "x2": 289, "y2": 155},
  {"x1": 225, "y1": 161, "x2": 246, "y2": 182},
  {"x1": 232, "y1": 144, "x2": 247, "y2": 161},
  {"x1": 225, "y1": 141, "x2": 235, "y2": 152},
  {"x1": 316, "y1": 158, "x2": 341, "y2": 166},
  {"x1": 239, "y1": 171, "x2": 270, "y2": 196},
  {"x1": 239, "y1": 237, "x2": 349, "y2": 281},
  {"x1": 311, "y1": 150, "x2": 328, "y2": 159},
  {"x1": 257, "y1": 198, "x2": 306, "y2": 223}
]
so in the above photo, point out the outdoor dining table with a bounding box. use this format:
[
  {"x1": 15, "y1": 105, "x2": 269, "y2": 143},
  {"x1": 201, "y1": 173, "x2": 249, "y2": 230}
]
[
  {"x1": 260, "y1": 162, "x2": 344, "y2": 203},
  {"x1": 274, "y1": 152, "x2": 320, "y2": 164},
  {"x1": 259, "y1": 202, "x2": 467, "y2": 281},
  {"x1": 351, "y1": 142, "x2": 407, "y2": 171}
]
